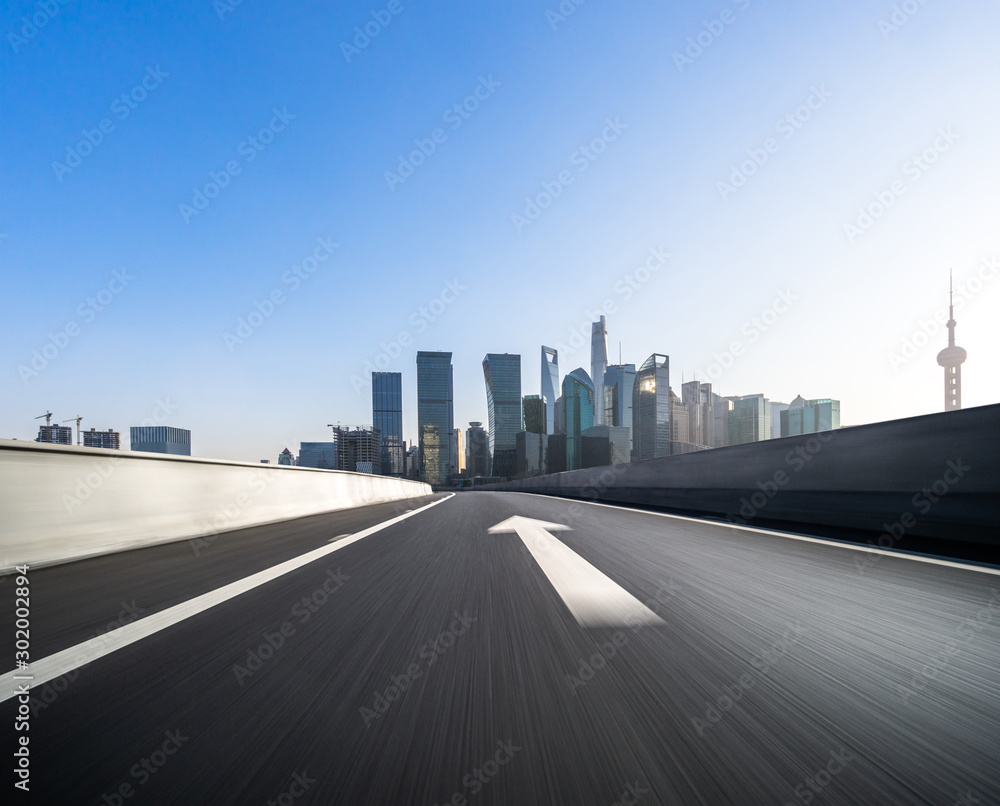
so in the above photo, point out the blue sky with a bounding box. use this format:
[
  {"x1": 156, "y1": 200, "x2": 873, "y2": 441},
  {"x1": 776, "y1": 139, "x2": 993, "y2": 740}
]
[{"x1": 2, "y1": 0, "x2": 998, "y2": 460}]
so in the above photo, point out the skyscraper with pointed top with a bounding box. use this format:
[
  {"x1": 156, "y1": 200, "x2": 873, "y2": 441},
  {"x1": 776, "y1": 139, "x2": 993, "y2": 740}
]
[
  {"x1": 591, "y1": 316, "x2": 609, "y2": 426},
  {"x1": 936, "y1": 272, "x2": 967, "y2": 411}
]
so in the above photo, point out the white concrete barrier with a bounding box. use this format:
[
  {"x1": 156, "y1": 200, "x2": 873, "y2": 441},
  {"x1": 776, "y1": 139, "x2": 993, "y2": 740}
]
[{"x1": 0, "y1": 440, "x2": 433, "y2": 570}]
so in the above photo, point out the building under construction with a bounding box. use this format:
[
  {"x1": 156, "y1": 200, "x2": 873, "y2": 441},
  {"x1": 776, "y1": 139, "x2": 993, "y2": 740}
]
[
  {"x1": 330, "y1": 425, "x2": 382, "y2": 474},
  {"x1": 82, "y1": 428, "x2": 122, "y2": 450},
  {"x1": 36, "y1": 424, "x2": 73, "y2": 444}
]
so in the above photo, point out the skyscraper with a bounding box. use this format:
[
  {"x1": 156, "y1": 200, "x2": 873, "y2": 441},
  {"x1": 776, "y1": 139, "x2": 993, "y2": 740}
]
[
  {"x1": 298, "y1": 442, "x2": 337, "y2": 469},
  {"x1": 780, "y1": 396, "x2": 841, "y2": 436},
  {"x1": 632, "y1": 354, "x2": 670, "y2": 461},
  {"x1": 562, "y1": 367, "x2": 595, "y2": 470},
  {"x1": 416, "y1": 351, "x2": 454, "y2": 487},
  {"x1": 483, "y1": 353, "x2": 522, "y2": 479},
  {"x1": 727, "y1": 394, "x2": 770, "y2": 445},
  {"x1": 372, "y1": 371, "x2": 404, "y2": 476},
  {"x1": 682, "y1": 380, "x2": 714, "y2": 448},
  {"x1": 604, "y1": 363, "x2": 636, "y2": 450},
  {"x1": 937, "y1": 272, "x2": 967, "y2": 411},
  {"x1": 591, "y1": 316, "x2": 609, "y2": 426},
  {"x1": 466, "y1": 421, "x2": 491, "y2": 477},
  {"x1": 523, "y1": 395, "x2": 546, "y2": 435},
  {"x1": 540, "y1": 346, "x2": 559, "y2": 434}
]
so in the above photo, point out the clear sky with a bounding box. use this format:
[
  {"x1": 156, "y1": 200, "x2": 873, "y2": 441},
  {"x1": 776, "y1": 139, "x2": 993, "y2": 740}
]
[{"x1": 2, "y1": 0, "x2": 998, "y2": 460}]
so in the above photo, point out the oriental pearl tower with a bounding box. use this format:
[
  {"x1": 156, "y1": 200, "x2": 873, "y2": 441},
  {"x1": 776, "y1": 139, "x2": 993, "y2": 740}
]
[{"x1": 936, "y1": 271, "x2": 967, "y2": 411}]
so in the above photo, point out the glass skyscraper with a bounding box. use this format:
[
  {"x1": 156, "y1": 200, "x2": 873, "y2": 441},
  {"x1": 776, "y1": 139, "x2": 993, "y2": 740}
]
[
  {"x1": 591, "y1": 316, "x2": 608, "y2": 426},
  {"x1": 483, "y1": 353, "x2": 522, "y2": 479},
  {"x1": 540, "y1": 346, "x2": 559, "y2": 435},
  {"x1": 372, "y1": 371, "x2": 404, "y2": 476},
  {"x1": 416, "y1": 351, "x2": 454, "y2": 487},
  {"x1": 562, "y1": 367, "x2": 595, "y2": 471},
  {"x1": 727, "y1": 394, "x2": 771, "y2": 445},
  {"x1": 632, "y1": 354, "x2": 670, "y2": 461},
  {"x1": 523, "y1": 394, "x2": 546, "y2": 435},
  {"x1": 603, "y1": 363, "x2": 636, "y2": 451}
]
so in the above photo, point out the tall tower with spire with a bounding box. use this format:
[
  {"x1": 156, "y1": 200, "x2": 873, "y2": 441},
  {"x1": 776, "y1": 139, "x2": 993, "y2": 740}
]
[{"x1": 936, "y1": 271, "x2": 967, "y2": 411}]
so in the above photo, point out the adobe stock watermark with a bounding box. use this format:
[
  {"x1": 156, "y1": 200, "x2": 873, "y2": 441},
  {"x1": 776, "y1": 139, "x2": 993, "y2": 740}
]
[
  {"x1": 548, "y1": 246, "x2": 671, "y2": 364},
  {"x1": 844, "y1": 127, "x2": 958, "y2": 244},
  {"x1": 717, "y1": 85, "x2": 832, "y2": 201},
  {"x1": 232, "y1": 568, "x2": 350, "y2": 686},
  {"x1": 385, "y1": 75, "x2": 500, "y2": 191},
  {"x1": 887, "y1": 255, "x2": 998, "y2": 370},
  {"x1": 897, "y1": 588, "x2": 1000, "y2": 707},
  {"x1": 693, "y1": 288, "x2": 797, "y2": 383},
  {"x1": 28, "y1": 601, "x2": 148, "y2": 717},
  {"x1": 6, "y1": 0, "x2": 71, "y2": 55},
  {"x1": 17, "y1": 268, "x2": 135, "y2": 385},
  {"x1": 100, "y1": 729, "x2": 189, "y2": 805},
  {"x1": 223, "y1": 236, "x2": 339, "y2": 351},
  {"x1": 213, "y1": 0, "x2": 246, "y2": 22},
  {"x1": 52, "y1": 66, "x2": 168, "y2": 181},
  {"x1": 611, "y1": 781, "x2": 649, "y2": 806},
  {"x1": 360, "y1": 610, "x2": 476, "y2": 727},
  {"x1": 341, "y1": 0, "x2": 404, "y2": 62},
  {"x1": 854, "y1": 458, "x2": 969, "y2": 576},
  {"x1": 265, "y1": 771, "x2": 317, "y2": 806},
  {"x1": 60, "y1": 397, "x2": 179, "y2": 513},
  {"x1": 511, "y1": 116, "x2": 627, "y2": 233},
  {"x1": 350, "y1": 278, "x2": 467, "y2": 394},
  {"x1": 179, "y1": 107, "x2": 295, "y2": 224},
  {"x1": 565, "y1": 579, "x2": 680, "y2": 694},
  {"x1": 546, "y1": 0, "x2": 587, "y2": 31},
  {"x1": 673, "y1": 0, "x2": 752, "y2": 72},
  {"x1": 432, "y1": 740, "x2": 522, "y2": 806},
  {"x1": 692, "y1": 620, "x2": 807, "y2": 736},
  {"x1": 878, "y1": 0, "x2": 932, "y2": 40},
  {"x1": 783, "y1": 749, "x2": 854, "y2": 806},
  {"x1": 189, "y1": 454, "x2": 295, "y2": 555}
]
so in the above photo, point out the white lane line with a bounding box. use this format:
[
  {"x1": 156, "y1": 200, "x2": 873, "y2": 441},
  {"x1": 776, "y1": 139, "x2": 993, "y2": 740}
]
[
  {"x1": 499, "y1": 491, "x2": 1000, "y2": 577},
  {"x1": 488, "y1": 516, "x2": 665, "y2": 628},
  {"x1": 0, "y1": 493, "x2": 455, "y2": 702}
]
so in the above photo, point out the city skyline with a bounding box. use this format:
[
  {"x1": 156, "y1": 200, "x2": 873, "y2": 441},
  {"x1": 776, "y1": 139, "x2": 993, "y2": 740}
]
[{"x1": 3, "y1": 2, "x2": 998, "y2": 462}]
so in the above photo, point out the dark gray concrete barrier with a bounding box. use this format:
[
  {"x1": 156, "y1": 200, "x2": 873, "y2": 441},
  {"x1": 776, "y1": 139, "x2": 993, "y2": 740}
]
[{"x1": 476, "y1": 404, "x2": 1000, "y2": 544}]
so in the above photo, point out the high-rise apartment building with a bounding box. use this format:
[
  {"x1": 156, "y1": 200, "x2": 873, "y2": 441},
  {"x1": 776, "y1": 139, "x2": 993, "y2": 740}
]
[
  {"x1": 131, "y1": 426, "x2": 191, "y2": 456},
  {"x1": 82, "y1": 428, "x2": 121, "y2": 450},
  {"x1": 632, "y1": 354, "x2": 670, "y2": 461},
  {"x1": 540, "y1": 346, "x2": 559, "y2": 435},
  {"x1": 417, "y1": 351, "x2": 454, "y2": 486},
  {"x1": 591, "y1": 316, "x2": 609, "y2": 426},
  {"x1": 562, "y1": 367, "x2": 595, "y2": 471},
  {"x1": 372, "y1": 371, "x2": 404, "y2": 476},
  {"x1": 483, "y1": 353, "x2": 522, "y2": 480}
]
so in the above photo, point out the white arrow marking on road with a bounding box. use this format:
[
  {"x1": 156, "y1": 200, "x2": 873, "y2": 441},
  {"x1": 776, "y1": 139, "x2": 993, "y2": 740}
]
[{"x1": 488, "y1": 516, "x2": 665, "y2": 628}]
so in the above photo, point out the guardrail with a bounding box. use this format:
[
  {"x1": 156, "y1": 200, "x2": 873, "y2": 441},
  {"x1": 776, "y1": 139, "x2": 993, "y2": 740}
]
[
  {"x1": 474, "y1": 404, "x2": 1000, "y2": 544},
  {"x1": 0, "y1": 440, "x2": 432, "y2": 570}
]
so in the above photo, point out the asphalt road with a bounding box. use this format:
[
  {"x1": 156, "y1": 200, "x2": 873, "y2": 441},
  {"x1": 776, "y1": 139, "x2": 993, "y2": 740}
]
[{"x1": 2, "y1": 491, "x2": 999, "y2": 804}]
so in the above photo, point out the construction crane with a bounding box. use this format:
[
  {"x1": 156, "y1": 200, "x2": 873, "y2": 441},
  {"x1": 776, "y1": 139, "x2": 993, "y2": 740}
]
[
  {"x1": 63, "y1": 415, "x2": 83, "y2": 446},
  {"x1": 34, "y1": 411, "x2": 53, "y2": 442}
]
